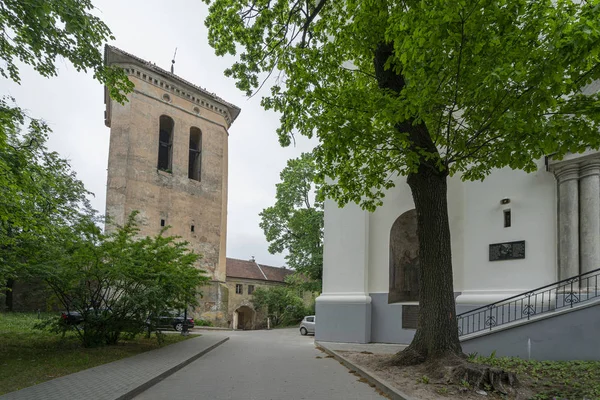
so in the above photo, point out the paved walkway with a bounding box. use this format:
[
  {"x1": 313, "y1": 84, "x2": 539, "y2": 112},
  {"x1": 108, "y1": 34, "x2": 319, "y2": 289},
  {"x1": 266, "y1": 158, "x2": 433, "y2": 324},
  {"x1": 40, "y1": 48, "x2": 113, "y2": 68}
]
[
  {"x1": 134, "y1": 328, "x2": 387, "y2": 400},
  {"x1": 0, "y1": 334, "x2": 228, "y2": 400}
]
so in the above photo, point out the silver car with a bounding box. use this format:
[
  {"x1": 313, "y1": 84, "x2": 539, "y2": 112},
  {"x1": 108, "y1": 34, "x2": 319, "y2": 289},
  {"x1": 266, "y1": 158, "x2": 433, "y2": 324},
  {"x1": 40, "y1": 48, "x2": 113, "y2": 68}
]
[{"x1": 299, "y1": 315, "x2": 315, "y2": 335}]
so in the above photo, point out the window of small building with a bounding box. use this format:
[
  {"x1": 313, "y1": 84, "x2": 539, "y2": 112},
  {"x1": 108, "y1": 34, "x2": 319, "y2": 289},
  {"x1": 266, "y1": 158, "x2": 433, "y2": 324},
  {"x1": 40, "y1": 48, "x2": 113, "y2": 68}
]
[
  {"x1": 248, "y1": 285, "x2": 255, "y2": 295},
  {"x1": 235, "y1": 284, "x2": 243, "y2": 294},
  {"x1": 188, "y1": 127, "x2": 202, "y2": 181},
  {"x1": 158, "y1": 115, "x2": 174, "y2": 172}
]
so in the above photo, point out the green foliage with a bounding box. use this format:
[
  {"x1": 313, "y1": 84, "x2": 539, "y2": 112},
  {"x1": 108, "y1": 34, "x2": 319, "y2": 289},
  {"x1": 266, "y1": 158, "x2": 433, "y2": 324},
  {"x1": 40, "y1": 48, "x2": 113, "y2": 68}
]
[
  {"x1": 473, "y1": 354, "x2": 600, "y2": 399},
  {"x1": 259, "y1": 153, "x2": 323, "y2": 291},
  {"x1": 0, "y1": 104, "x2": 92, "y2": 288},
  {"x1": 0, "y1": 0, "x2": 132, "y2": 102},
  {"x1": 204, "y1": 0, "x2": 600, "y2": 209},
  {"x1": 28, "y1": 212, "x2": 209, "y2": 347},
  {"x1": 251, "y1": 286, "x2": 310, "y2": 327},
  {"x1": 195, "y1": 319, "x2": 214, "y2": 327},
  {"x1": 1, "y1": 0, "x2": 132, "y2": 289}
]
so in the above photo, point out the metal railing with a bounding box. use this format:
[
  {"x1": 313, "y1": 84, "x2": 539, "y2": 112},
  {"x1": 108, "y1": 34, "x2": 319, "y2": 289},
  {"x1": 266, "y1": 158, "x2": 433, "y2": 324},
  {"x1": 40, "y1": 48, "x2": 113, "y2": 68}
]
[{"x1": 457, "y1": 267, "x2": 600, "y2": 337}]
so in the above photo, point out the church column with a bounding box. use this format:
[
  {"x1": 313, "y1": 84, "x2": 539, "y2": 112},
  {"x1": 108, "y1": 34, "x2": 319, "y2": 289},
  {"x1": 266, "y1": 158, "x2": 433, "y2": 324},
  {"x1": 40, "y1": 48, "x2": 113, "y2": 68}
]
[
  {"x1": 579, "y1": 161, "x2": 600, "y2": 275},
  {"x1": 556, "y1": 165, "x2": 580, "y2": 280},
  {"x1": 316, "y1": 199, "x2": 371, "y2": 343}
]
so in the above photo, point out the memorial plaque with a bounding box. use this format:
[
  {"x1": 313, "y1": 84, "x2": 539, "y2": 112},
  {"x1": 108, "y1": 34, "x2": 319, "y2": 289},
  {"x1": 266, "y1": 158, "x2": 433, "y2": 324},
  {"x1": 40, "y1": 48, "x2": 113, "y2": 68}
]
[
  {"x1": 489, "y1": 240, "x2": 525, "y2": 261},
  {"x1": 402, "y1": 305, "x2": 419, "y2": 329}
]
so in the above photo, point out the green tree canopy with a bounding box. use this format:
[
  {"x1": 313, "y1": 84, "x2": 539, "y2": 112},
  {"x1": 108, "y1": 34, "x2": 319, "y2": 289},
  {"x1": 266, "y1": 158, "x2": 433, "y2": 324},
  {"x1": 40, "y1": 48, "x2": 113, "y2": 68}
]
[
  {"x1": 0, "y1": 0, "x2": 132, "y2": 101},
  {"x1": 0, "y1": 0, "x2": 132, "y2": 296},
  {"x1": 205, "y1": 0, "x2": 600, "y2": 374},
  {"x1": 260, "y1": 153, "x2": 323, "y2": 291},
  {"x1": 0, "y1": 103, "x2": 92, "y2": 291}
]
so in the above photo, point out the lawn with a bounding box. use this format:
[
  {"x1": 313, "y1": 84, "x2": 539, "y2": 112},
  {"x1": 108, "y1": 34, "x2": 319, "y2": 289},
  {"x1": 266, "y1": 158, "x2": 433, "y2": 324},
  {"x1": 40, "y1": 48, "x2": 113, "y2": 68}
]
[
  {"x1": 473, "y1": 353, "x2": 600, "y2": 399},
  {"x1": 0, "y1": 312, "x2": 192, "y2": 396}
]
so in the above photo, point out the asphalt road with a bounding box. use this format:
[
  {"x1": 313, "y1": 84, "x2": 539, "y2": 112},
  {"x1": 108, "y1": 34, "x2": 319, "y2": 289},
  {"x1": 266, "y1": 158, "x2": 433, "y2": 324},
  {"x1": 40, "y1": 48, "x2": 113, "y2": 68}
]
[{"x1": 134, "y1": 328, "x2": 386, "y2": 400}]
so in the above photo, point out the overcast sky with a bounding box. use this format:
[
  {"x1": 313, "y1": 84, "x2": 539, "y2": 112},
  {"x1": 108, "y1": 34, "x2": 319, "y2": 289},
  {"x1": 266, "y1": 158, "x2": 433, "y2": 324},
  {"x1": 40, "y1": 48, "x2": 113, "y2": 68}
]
[{"x1": 0, "y1": 0, "x2": 316, "y2": 267}]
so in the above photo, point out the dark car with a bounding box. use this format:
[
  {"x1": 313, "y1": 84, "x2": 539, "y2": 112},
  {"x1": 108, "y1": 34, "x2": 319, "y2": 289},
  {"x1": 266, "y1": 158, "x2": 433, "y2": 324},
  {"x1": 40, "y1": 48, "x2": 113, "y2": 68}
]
[
  {"x1": 60, "y1": 310, "x2": 83, "y2": 325},
  {"x1": 147, "y1": 312, "x2": 194, "y2": 332},
  {"x1": 60, "y1": 308, "x2": 112, "y2": 325}
]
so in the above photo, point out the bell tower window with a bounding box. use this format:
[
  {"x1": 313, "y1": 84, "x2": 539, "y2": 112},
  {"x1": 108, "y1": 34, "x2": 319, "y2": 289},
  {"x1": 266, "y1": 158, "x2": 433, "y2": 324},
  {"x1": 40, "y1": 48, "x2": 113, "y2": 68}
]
[
  {"x1": 158, "y1": 115, "x2": 174, "y2": 172},
  {"x1": 188, "y1": 127, "x2": 202, "y2": 181}
]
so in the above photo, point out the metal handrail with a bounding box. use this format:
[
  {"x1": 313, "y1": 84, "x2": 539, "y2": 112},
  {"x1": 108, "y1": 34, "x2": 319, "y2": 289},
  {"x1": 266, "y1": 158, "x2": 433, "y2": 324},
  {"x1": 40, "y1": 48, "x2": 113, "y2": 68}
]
[{"x1": 456, "y1": 267, "x2": 600, "y2": 337}]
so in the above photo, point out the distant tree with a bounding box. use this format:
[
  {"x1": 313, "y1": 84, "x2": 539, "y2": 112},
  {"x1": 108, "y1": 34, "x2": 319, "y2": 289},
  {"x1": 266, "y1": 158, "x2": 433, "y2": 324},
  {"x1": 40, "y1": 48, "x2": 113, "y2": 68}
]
[
  {"x1": 251, "y1": 286, "x2": 308, "y2": 327},
  {"x1": 31, "y1": 212, "x2": 209, "y2": 347},
  {"x1": 259, "y1": 153, "x2": 323, "y2": 291}
]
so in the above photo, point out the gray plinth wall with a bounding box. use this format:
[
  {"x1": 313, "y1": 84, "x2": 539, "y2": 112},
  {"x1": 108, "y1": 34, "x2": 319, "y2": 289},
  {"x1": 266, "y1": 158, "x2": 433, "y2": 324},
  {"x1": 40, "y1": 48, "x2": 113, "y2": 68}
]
[
  {"x1": 317, "y1": 293, "x2": 476, "y2": 345},
  {"x1": 315, "y1": 300, "x2": 371, "y2": 343},
  {"x1": 461, "y1": 301, "x2": 600, "y2": 361}
]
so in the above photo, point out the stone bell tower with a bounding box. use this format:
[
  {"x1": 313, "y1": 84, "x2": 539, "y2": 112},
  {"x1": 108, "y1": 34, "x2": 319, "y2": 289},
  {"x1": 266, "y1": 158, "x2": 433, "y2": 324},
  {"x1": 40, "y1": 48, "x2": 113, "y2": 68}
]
[{"x1": 103, "y1": 46, "x2": 240, "y2": 324}]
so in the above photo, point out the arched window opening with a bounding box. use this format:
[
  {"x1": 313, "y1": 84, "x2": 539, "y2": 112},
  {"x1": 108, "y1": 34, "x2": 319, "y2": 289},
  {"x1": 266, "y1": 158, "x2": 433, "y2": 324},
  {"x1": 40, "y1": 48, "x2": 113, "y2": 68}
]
[
  {"x1": 157, "y1": 115, "x2": 174, "y2": 171},
  {"x1": 388, "y1": 209, "x2": 420, "y2": 304},
  {"x1": 188, "y1": 127, "x2": 202, "y2": 181}
]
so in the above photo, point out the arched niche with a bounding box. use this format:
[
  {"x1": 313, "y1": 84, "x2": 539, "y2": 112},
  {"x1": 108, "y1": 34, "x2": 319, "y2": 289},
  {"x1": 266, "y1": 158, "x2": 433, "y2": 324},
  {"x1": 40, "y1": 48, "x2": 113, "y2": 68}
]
[{"x1": 388, "y1": 209, "x2": 420, "y2": 303}]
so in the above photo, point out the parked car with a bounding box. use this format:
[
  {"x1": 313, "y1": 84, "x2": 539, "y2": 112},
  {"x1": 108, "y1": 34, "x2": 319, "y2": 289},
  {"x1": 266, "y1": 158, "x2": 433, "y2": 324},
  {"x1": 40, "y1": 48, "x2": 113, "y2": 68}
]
[
  {"x1": 60, "y1": 308, "x2": 112, "y2": 325},
  {"x1": 147, "y1": 312, "x2": 194, "y2": 332},
  {"x1": 60, "y1": 310, "x2": 84, "y2": 325},
  {"x1": 299, "y1": 315, "x2": 315, "y2": 335}
]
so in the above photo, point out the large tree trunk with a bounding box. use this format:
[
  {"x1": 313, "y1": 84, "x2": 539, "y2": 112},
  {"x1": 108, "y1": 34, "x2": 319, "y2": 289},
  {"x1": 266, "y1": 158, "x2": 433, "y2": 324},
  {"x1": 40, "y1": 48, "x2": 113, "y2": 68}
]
[
  {"x1": 394, "y1": 169, "x2": 462, "y2": 364},
  {"x1": 373, "y1": 42, "x2": 462, "y2": 364}
]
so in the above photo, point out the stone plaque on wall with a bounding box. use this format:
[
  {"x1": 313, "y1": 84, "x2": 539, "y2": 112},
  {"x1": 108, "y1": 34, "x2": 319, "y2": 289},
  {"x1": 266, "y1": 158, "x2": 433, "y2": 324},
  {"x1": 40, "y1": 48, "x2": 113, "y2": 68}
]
[
  {"x1": 402, "y1": 305, "x2": 419, "y2": 329},
  {"x1": 489, "y1": 240, "x2": 526, "y2": 261}
]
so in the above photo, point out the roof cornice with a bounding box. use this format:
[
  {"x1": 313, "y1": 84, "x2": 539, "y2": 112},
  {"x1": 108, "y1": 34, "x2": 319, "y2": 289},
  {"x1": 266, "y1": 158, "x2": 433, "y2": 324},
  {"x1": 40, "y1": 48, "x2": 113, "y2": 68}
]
[{"x1": 104, "y1": 45, "x2": 241, "y2": 127}]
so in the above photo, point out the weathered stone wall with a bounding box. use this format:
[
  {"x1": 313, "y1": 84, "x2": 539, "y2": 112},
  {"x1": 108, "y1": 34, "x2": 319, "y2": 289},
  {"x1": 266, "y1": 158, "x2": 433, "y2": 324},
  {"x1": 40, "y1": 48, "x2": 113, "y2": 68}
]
[
  {"x1": 226, "y1": 278, "x2": 287, "y2": 329},
  {"x1": 194, "y1": 281, "x2": 229, "y2": 327},
  {"x1": 105, "y1": 71, "x2": 229, "y2": 284}
]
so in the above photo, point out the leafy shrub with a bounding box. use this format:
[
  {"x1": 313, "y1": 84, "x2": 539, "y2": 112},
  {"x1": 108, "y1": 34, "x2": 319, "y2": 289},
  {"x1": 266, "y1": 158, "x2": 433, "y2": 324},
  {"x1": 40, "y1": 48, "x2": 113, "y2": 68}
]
[
  {"x1": 252, "y1": 286, "x2": 311, "y2": 327},
  {"x1": 29, "y1": 212, "x2": 210, "y2": 347}
]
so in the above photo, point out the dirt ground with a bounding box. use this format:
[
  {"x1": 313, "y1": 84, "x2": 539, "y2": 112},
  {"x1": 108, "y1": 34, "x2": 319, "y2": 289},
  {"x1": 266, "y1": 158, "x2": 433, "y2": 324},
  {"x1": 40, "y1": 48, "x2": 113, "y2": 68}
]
[{"x1": 339, "y1": 351, "x2": 532, "y2": 400}]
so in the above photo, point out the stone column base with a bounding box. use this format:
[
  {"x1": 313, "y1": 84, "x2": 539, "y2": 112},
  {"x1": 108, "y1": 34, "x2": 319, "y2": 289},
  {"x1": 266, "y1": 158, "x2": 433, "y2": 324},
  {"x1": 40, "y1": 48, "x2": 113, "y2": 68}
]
[{"x1": 315, "y1": 293, "x2": 371, "y2": 343}]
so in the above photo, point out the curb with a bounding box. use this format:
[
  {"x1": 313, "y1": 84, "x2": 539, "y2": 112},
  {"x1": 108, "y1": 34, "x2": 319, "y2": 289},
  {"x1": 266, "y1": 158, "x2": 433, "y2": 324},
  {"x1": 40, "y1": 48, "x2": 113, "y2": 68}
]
[
  {"x1": 117, "y1": 337, "x2": 229, "y2": 400},
  {"x1": 192, "y1": 326, "x2": 233, "y2": 332},
  {"x1": 315, "y1": 341, "x2": 414, "y2": 400}
]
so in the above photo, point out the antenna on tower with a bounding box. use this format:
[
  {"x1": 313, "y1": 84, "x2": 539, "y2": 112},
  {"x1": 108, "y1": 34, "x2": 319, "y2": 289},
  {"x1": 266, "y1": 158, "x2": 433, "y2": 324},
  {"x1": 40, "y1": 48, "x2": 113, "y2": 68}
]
[{"x1": 171, "y1": 47, "x2": 178, "y2": 74}]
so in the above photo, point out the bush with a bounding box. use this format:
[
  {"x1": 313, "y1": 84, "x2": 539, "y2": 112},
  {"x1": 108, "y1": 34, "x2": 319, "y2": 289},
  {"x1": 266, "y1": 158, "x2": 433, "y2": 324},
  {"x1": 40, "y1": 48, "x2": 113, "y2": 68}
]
[
  {"x1": 195, "y1": 319, "x2": 213, "y2": 327},
  {"x1": 252, "y1": 286, "x2": 310, "y2": 327},
  {"x1": 29, "y1": 212, "x2": 210, "y2": 347}
]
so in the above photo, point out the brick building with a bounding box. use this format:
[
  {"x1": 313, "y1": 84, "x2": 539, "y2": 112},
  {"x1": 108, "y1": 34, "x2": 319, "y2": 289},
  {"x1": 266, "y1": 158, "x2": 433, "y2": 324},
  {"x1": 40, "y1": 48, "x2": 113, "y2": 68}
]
[
  {"x1": 225, "y1": 258, "x2": 294, "y2": 329},
  {"x1": 103, "y1": 46, "x2": 240, "y2": 325}
]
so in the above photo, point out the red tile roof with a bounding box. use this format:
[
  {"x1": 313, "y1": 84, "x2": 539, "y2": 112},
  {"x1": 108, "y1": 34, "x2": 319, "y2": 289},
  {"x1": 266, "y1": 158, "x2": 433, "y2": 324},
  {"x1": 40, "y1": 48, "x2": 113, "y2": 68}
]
[{"x1": 226, "y1": 258, "x2": 293, "y2": 283}]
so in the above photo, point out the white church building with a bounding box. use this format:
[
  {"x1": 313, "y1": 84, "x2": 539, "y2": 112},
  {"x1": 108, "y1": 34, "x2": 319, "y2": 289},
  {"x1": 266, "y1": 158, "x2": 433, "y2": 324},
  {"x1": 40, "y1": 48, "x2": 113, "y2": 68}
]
[{"x1": 315, "y1": 150, "x2": 600, "y2": 359}]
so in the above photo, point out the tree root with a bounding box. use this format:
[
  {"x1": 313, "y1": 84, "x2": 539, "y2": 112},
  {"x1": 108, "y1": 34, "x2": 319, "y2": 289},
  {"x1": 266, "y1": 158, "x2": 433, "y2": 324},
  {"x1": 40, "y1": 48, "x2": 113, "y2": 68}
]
[
  {"x1": 448, "y1": 362, "x2": 519, "y2": 395},
  {"x1": 388, "y1": 346, "x2": 427, "y2": 366},
  {"x1": 388, "y1": 349, "x2": 522, "y2": 397}
]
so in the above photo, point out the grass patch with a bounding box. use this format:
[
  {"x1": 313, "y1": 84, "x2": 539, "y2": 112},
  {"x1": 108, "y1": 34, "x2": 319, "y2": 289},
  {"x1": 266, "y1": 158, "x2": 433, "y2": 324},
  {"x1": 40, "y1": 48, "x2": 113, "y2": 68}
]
[
  {"x1": 0, "y1": 312, "x2": 192, "y2": 396},
  {"x1": 473, "y1": 353, "x2": 600, "y2": 399}
]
